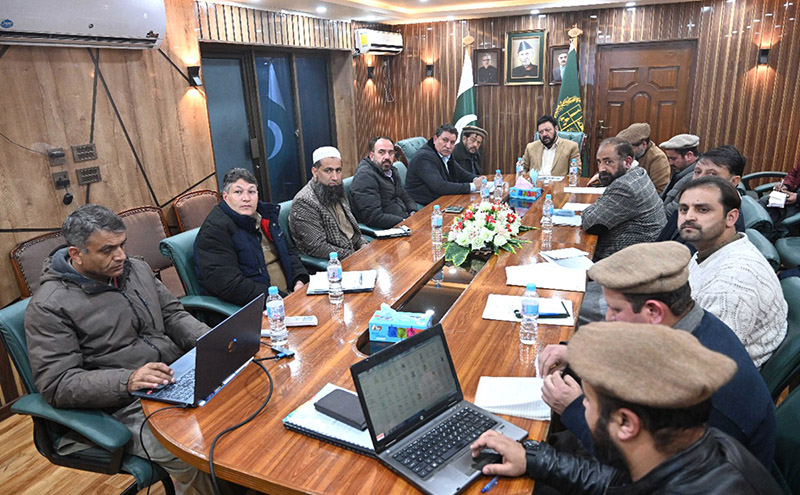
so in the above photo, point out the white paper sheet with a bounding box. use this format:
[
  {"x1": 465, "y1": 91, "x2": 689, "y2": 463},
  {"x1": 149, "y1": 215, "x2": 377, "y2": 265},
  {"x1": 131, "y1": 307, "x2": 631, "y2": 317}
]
[
  {"x1": 474, "y1": 377, "x2": 551, "y2": 420},
  {"x1": 562, "y1": 202, "x2": 592, "y2": 212},
  {"x1": 481, "y1": 294, "x2": 575, "y2": 326},
  {"x1": 306, "y1": 270, "x2": 377, "y2": 295},
  {"x1": 768, "y1": 191, "x2": 787, "y2": 208},
  {"x1": 505, "y1": 263, "x2": 587, "y2": 292},
  {"x1": 564, "y1": 186, "x2": 606, "y2": 195},
  {"x1": 552, "y1": 216, "x2": 583, "y2": 227},
  {"x1": 540, "y1": 248, "x2": 590, "y2": 259}
]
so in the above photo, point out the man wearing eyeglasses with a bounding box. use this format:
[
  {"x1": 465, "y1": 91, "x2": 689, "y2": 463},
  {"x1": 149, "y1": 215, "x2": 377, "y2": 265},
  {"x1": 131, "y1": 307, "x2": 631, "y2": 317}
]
[{"x1": 451, "y1": 126, "x2": 487, "y2": 176}]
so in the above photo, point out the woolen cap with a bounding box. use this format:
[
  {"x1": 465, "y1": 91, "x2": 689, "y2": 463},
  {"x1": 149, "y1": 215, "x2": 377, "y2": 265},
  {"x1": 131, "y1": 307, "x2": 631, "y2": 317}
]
[
  {"x1": 660, "y1": 134, "x2": 700, "y2": 150},
  {"x1": 312, "y1": 146, "x2": 341, "y2": 163},
  {"x1": 462, "y1": 125, "x2": 487, "y2": 139},
  {"x1": 588, "y1": 241, "x2": 691, "y2": 294},
  {"x1": 616, "y1": 123, "x2": 651, "y2": 144},
  {"x1": 570, "y1": 322, "x2": 737, "y2": 408}
]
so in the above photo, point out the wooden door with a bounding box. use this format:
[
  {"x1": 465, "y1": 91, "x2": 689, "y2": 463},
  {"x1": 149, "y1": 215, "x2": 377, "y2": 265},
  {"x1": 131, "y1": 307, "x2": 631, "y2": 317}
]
[{"x1": 593, "y1": 41, "x2": 696, "y2": 167}]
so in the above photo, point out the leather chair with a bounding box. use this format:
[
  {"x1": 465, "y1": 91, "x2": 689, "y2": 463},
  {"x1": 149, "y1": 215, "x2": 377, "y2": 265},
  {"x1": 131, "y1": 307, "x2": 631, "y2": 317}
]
[
  {"x1": 533, "y1": 130, "x2": 586, "y2": 154},
  {"x1": 776, "y1": 238, "x2": 800, "y2": 269},
  {"x1": 9, "y1": 231, "x2": 66, "y2": 298},
  {"x1": 741, "y1": 171, "x2": 787, "y2": 198},
  {"x1": 343, "y1": 176, "x2": 380, "y2": 237},
  {"x1": 760, "y1": 277, "x2": 800, "y2": 401},
  {"x1": 394, "y1": 162, "x2": 408, "y2": 187},
  {"x1": 739, "y1": 195, "x2": 774, "y2": 236},
  {"x1": 773, "y1": 385, "x2": 800, "y2": 493},
  {"x1": 158, "y1": 229, "x2": 240, "y2": 318},
  {"x1": 0, "y1": 299, "x2": 175, "y2": 495},
  {"x1": 745, "y1": 229, "x2": 780, "y2": 271},
  {"x1": 172, "y1": 189, "x2": 220, "y2": 232},
  {"x1": 396, "y1": 137, "x2": 427, "y2": 161},
  {"x1": 277, "y1": 200, "x2": 327, "y2": 272}
]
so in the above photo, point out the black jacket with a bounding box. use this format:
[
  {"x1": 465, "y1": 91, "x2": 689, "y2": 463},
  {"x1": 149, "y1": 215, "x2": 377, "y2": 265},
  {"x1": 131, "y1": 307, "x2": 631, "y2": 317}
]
[
  {"x1": 405, "y1": 139, "x2": 477, "y2": 206},
  {"x1": 526, "y1": 428, "x2": 782, "y2": 495},
  {"x1": 451, "y1": 142, "x2": 482, "y2": 176},
  {"x1": 195, "y1": 201, "x2": 308, "y2": 305},
  {"x1": 350, "y1": 157, "x2": 417, "y2": 229}
]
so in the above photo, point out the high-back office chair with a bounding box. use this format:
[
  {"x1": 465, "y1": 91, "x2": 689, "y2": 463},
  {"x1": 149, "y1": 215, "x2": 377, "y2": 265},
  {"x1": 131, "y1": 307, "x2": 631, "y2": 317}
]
[
  {"x1": 277, "y1": 200, "x2": 328, "y2": 272},
  {"x1": 10, "y1": 231, "x2": 66, "y2": 298},
  {"x1": 773, "y1": 386, "x2": 800, "y2": 494},
  {"x1": 776, "y1": 238, "x2": 800, "y2": 269},
  {"x1": 533, "y1": 131, "x2": 586, "y2": 154},
  {"x1": 760, "y1": 277, "x2": 800, "y2": 401},
  {"x1": 0, "y1": 299, "x2": 175, "y2": 495},
  {"x1": 394, "y1": 162, "x2": 408, "y2": 187},
  {"x1": 744, "y1": 229, "x2": 781, "y2": 271},
  {"x1": 739, "y1": 195, "x2": 774, "y2": 237},
  {"x1": 396, "y1": 137, "x2": 427, "y2": 160},
  {"x1": 172, "y1": 189, "x2": 220, "y2": 232}
]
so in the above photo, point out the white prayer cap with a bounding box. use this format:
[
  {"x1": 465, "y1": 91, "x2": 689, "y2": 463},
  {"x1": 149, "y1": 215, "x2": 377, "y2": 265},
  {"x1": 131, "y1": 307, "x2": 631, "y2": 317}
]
[{"x1": 312, "y1": 146, "x2": 342, "y2": 163}]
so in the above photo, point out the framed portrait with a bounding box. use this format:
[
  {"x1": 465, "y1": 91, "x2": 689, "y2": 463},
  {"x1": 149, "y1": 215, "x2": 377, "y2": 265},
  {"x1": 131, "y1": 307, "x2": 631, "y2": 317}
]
[
  {"x1": 504, "y1": 30, "x2": 546, "y2": 85},
  {"x1": 474, "y1": 48, "x2": 501, "y2": 86},
  {"x1": 549, "y1": 45, "x2": 569, "y2": 85}
]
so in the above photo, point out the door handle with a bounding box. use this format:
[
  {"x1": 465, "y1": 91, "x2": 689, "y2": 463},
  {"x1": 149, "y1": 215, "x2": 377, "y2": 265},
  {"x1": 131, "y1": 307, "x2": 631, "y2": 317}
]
[{"x1": 597, "y1": 120, "x2": 612, "y2": 140}]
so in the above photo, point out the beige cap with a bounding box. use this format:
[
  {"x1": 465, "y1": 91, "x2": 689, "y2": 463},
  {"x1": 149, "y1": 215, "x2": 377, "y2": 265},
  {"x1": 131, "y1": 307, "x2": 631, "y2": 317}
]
[
  {"x1": 570, "y1": 322, "x2": 737, "y2": 408},
  {"x1": 660, "y1": 134, "x2": 700, "y2": 150},
  {"x1": 588, "y1": 241, "x2": 691, "y2": 294},
  {"x1": 617, "y1": 123, "x2": 651, "y2": 144},
  {"x1": 312, "y1": 146, "x2": 342, "y2": 163}
]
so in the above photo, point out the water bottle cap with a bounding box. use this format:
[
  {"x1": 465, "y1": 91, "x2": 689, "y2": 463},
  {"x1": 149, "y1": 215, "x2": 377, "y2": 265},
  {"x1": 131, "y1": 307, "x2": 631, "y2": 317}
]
[
  {"x1": 496, "y1": 169, "x2": 501, "y2": 173},
  {"x1": 545, "y1": 194, "x2": 552, "y2": 199},
  {"x1": 329, "y1": 252, "x2": 338, "y2": 260},
  {"x1": 526, "y1": 283, "x2": 537, "y2": 291},
  {"x1": 434, "y1": 205, "x2": 440, "y2": 210},
  {"x1": 268, "y1": 286, "x2": 278, "y2": 295},
  {"x1": 482, "y1": 178, "x2": 488, "y2": 183}
]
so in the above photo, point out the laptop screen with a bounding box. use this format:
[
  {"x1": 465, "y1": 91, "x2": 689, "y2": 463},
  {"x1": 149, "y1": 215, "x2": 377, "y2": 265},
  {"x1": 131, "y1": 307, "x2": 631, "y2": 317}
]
[{"x1": 355, "y1": 329, "x2": 459, "y2": 444}]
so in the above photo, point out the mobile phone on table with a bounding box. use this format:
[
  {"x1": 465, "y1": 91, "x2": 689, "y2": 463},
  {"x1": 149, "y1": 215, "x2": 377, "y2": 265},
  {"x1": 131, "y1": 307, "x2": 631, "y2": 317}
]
[{"x1": 444, "y1": 206, "x2": 464, "y2": 214}]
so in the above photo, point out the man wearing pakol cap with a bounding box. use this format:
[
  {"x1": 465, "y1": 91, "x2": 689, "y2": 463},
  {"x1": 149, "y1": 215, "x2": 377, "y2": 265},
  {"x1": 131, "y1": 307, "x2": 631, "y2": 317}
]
[
  {"x1": 581, "y1": 137, "x2": 665, "y2": 261},
  {"x1": 615, "y1": 122, "x2": 671, "y2": 194},
  {"x1": 471, "y1": 322, "x2": 782, "y2": 494},
  {"x1": 679, "y1": 176, "x2": 787, "y2": 366},
  {"x1": 451, "y1": 125, "x2": 487, "y2": 176},
  {"x1": 511, "y1": 40, "x2": 539, "y2": 78},
  {"x1": 541, "y1": 241, "x2": 776, "y2": 468},
  {"x1": 521, "y1": 115, "x2": 581, "y2": 177},
  {"x1": 289, "y1": 146, "x2": 367, "y2": 259},
  {"x1": 659, "y1": 133, "x2": 700, "y2": 209}
]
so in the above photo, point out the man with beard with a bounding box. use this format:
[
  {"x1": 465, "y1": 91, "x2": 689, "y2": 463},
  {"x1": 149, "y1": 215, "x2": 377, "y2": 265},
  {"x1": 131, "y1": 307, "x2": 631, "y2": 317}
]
[
  {"x1": 679, "y1": 176, "x2": 787, "y2": 366},
  {"x1": 451, "y1": 125, "x2": 487, "y2": 176},
  {"x1": 350, "y1": 136, "x2": 417, "y2": 229},
  {"x1": 615, "y1": 123, "x2": 671, "y2": 194},
  {"x1": 289, "y1": 146, "x2": 366, "y2": 259},
  {"x1": 470, "y1": 322, "x2": 782, "y2": 495},
  {"x1": 521, "y1": 115, "x2": 580, "y2": 177},
  {"x1": 539, "y1": 241, "x2": 776, "y2": 469},
  {"x1": 581, "y1": 137, "x2": 665, "y2": 261}
]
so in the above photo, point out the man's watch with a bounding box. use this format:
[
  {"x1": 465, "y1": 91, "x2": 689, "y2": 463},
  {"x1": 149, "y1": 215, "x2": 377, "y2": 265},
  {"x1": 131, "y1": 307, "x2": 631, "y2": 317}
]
[{"x1": 522, "y1": 439, "x2": 542, "y2": 451}]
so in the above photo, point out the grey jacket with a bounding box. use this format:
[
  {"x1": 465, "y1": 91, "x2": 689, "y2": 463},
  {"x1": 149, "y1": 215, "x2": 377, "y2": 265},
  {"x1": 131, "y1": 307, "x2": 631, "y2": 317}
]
[
  {"x1": 25, "y1": 249, "x2": 209, "y2": 410},
  {"x1": 350, "y1": 157, "x2": 417, "y2": 229},
  {"x1": 662, "y1": 162, "x2": 697, "y2": 218},
  {"x1": 289, "y1": 180, "x2": 366, "y2": 259}
]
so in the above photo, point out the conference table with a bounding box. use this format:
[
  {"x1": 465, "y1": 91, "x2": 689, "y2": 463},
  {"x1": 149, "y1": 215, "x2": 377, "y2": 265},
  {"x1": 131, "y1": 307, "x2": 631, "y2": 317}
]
[{"x1": 143, "y1": 177, "x2": 601, "y2": 495}]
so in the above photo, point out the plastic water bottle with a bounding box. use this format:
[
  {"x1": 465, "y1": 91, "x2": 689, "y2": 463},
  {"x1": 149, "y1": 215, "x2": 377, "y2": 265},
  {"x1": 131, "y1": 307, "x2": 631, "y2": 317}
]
[
  {"x1": 431, "y1": 205, "x2": 443, "y2": 245},
  {"x1": 515, "y1": 157, "x2": 524, "y2": 183},
  {"x1": 327, "y1": 252, "x2": 343, "y2": 304},
  {"x1": 266, "y1": 286, "x2": 288, "y2": 346},
  {"x1": 520, "y1": 283, "x2": 539, "y2": 345},
  {"x1": 569, "y1": 158, "x2": 579, "y2": 187},
  {"x1": 480, "y1": 178, "x2": 490, "y2": 202},
  {"x1": 541, "y1": 194, "x2": 554, "y2": 234}
]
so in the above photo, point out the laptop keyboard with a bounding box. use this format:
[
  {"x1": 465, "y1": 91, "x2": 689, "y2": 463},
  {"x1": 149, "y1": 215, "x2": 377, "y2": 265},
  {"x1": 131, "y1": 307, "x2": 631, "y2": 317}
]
[
  {"x1": 144, "y1": 369, "x2": 195, "y2": 403},
  {"x1": 392, "y1": 407, "x2": 497, "y2": 479}
]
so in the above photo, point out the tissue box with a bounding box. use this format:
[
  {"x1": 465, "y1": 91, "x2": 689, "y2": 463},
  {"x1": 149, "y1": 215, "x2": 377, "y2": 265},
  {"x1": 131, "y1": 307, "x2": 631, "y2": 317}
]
[
  {"x1": 368, "y1": 310, "x2": 433, "y2": 342},
  {"x1": 509, "y1": 187, "x2": 542, "y2": 200}
]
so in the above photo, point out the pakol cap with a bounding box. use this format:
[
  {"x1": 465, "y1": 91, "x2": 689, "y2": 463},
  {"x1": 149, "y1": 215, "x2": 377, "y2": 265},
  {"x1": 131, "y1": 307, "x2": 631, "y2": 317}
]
[
  {"x1": 660, "y1": 134, "x2": 700, "y2": 150},
  {"x1": 588, "y1": 241, "x2": 691, "y2": 294},
  {"x1": 462, "y1": 125, "x2": 487, "y2": 139},
  {"x1": 616, "y1": 123, "x2": 651, "y2": 144}
]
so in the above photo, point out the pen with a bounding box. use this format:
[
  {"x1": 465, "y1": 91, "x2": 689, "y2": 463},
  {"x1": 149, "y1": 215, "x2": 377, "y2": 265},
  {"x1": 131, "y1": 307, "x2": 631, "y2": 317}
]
[
  {"x1": 560, "y1": 300, "x2": 569, "y2": 315},
  {"x1": 359, "y1": 272, "x2": 363, "y2": 286},
  {"x1": 481, "y1": 476, "x2": 499, "y2": 493}
]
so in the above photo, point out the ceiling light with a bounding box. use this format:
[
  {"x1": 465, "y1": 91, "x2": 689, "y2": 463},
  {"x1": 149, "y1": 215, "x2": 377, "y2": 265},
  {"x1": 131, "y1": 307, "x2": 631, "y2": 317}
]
[
  {"x1": 531, "y1": 9, "x2": 540, "y2": 14},
  {"x1": 538, "y1": 14, "x2": 546, "y2": 18},
  {"x1": 590, "y1": 15, "x2": 598, "y2": 19},
  {"x1": 315, "y1": 6, "x2": 327, "y2": 13},
  {"x1": 702, "y1": 6, "x2": 713, "y2": 12}
]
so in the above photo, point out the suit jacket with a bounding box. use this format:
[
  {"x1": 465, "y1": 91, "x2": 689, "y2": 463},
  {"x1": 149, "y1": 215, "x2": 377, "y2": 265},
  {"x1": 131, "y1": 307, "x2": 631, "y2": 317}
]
[
  {"x1": 638, "y1": 141, "x2": 671, "y2": 195},
  {"x1": 552, "y1": 66, "x2": 562, "y2": 82},
  {"x1": 405, "y1": 139, "x2": 477, "y2": 206},
  {"x1": 522, "y1": 137, "x2": 581, "y2": 176}
]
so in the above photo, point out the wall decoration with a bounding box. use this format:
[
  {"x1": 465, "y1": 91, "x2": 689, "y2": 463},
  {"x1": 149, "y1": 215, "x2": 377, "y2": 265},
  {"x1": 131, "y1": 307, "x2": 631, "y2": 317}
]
[{"x1": 505, "y1": 30, "x2": 546, "y2": 85}]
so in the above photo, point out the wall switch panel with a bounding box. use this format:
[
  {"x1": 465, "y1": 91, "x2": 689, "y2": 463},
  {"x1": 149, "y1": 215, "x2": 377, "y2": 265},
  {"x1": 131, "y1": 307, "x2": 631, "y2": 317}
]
[
  {"x1": 52, "y1": 171, "x2": 70, "y2": 189},
  {"x1": 47, "y1": 147, "x2": 66, "y2": 166},
  {"x1": 76, "y1": 166, "x2": 102, "y2": 185},
  {"x1": 71, "y1": 143, "x2": 98, "y2": 162}
]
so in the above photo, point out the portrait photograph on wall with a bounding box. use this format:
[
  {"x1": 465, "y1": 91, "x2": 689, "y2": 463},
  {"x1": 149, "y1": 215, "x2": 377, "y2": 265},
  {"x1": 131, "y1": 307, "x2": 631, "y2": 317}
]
[
  {"x1": 549, "y1": 45, "x2": 569, "y2": 85},
  {"x1": 504, "y1": 30, "x2": 546, "y2": 85},
  {"x1": 474, "y1": 48, "x2": 501, "y2": 86}
]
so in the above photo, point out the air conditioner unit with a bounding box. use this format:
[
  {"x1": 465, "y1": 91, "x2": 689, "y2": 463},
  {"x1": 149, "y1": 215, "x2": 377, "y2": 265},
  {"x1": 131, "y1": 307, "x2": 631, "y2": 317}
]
[
  {"x1": 354, "y1": 29, "x2": 403, "y2": 56},
  {"x1": 0, "y1": 0, "x2": 166, "y2": 50}
]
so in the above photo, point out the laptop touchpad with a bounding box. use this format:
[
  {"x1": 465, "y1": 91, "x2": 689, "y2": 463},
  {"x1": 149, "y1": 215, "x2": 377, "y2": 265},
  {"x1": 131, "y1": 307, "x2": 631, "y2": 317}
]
[{"x1": 453, "y1": 449, "x2": 501, "y2": 475}]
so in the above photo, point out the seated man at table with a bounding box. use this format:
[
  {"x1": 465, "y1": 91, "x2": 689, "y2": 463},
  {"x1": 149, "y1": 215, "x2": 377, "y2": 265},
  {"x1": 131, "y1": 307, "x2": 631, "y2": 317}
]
[
  {"x1": 451, "y1": 125, "x2": 487, "y2": 176},
  {"x1": 350, "y1": 136, "x2": 418, "y2": 229},
  {"x1": 289, "y1": 146, "x2": 367, "y2": 259},
  {"x1": 25, "y1": 205, "x2": 240, "y2": 495},
  {"x1": 540, "y1": 241, "x2": 776, "y2": 468},
  {"x1": 616, "y1": 122, "x2": 671, "y2": 194},
  {"x1": 471, "y1": 322, "x2": 781, "y2": 494},
  {"x1": 679, "y1": 176, "x2": 787, "y2": 366},
  {"x1": 581, "y1": 137, "x2": 665, "y2": 261},
  {"x1": 195, "y1": 168, "x2": 308, "y2": 304},
  {"x1": 521, "y1": 115, "x2": 580, "y2": 177},
  {"x1": 405, "y1": 123, "x2": 484, "y2": 206}
]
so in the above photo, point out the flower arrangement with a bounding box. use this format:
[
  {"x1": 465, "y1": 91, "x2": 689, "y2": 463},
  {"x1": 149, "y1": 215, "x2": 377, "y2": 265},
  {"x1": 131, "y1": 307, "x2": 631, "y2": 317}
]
[{"x1": 444, "y1": 202, "x2": 535, "y2": 266}]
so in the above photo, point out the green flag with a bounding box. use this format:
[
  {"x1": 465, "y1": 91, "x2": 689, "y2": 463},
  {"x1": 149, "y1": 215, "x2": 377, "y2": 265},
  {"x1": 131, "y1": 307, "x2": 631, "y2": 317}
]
[
  {"x1": 554, "y1": 38, "x2": 584, "y2": 134},
  {"x1": 452, "y1": 48, "x2": 477, "y2": 136}
]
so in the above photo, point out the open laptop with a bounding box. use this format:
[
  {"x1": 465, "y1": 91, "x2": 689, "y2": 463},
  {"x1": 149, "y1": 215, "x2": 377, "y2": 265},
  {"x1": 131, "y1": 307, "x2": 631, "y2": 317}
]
[
  {"x1": 133, "y1": 293, "x2": 264, "y2": 407},
  {"x1": 350, "y1": 324, "x2": 528, "y2": 495}
]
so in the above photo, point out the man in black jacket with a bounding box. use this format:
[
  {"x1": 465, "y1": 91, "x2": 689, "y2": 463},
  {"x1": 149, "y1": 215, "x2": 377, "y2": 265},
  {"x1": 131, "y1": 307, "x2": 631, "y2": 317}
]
[
  {"x1": 405, "y1": 123, "x2": 484, "y2": 206},
  {"x1": 350, "y1": 136, "x2": 418, "y2": 229},
  {"x1": 195, "y1": 168, "x2": 308, "y2": 305},
  {"x1": 451, "y1": 125, "x2": 487, "y2": 176}
]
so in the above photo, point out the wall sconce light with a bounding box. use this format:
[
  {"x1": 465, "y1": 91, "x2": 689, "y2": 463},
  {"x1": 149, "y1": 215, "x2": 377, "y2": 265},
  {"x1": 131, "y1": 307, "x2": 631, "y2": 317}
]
[
  {"x1": 758, "y1": 48, "x2": 770, "y2": 65},
  {"x1": 426, "y1": 64, "x2": 434, "y2": 78},
  {"x1": 187, "y1": 66, "x2": 203, "y2": 86},
  {"x1": 367, "y1": 66, "x2": 375, "y2": 79}
]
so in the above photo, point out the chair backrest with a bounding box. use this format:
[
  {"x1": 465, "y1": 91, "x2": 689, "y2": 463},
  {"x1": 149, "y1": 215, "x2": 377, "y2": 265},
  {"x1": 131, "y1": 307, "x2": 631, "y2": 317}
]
[
  {"x1": 396, "y1": 137, "x2": 427, "y2": 161},
  {"x1": 745, "y1": 229, "x2": 780, "y2": 271},
  {"x1": 277, "y1": 200, "x2": 295, "y2": 249},
  {"x1": 343, "y1": 176, "x2": 353, "y2": 199},
  {"x1": 158, "y1": 228, "x2": 202, "y2": 296},
  {"x1": 10, "y1": 231, "x2": 66, "y2": 298},
  {"x1": 118, "y1": 206, "x2": 172, "y2": 272},
  {"x1": 533, "y1": 131, "x2": 586, "y2": 154},
  {"x1": 775, "y1": 386, "x2": 800, "y2": 493},
  {"x1": 0, "y1": 298, "x2": 35, "y2": 393},
  {"x1": 173, "y1": 189, "x2": 220, "y2": 232},
  {"x1": 394, "y1": 161, "x2": 408, "y2": 187},
  {"x1": 760, "y1": 277, "x2": 800, "y2": 400},
  {"x1": 740, "y1": 195, "x2": 773, "y2": 236}
]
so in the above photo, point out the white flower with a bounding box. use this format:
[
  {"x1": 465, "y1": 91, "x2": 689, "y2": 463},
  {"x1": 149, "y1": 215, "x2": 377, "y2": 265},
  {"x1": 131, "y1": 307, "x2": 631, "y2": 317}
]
[{"x1": 494, "y1": 233, "x2": 508, "y2": 246}]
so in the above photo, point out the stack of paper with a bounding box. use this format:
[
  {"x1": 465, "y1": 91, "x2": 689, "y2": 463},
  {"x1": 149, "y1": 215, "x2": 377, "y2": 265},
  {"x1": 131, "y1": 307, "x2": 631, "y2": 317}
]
[
  {"x1": 562, "y1": 202, "x2": 592, "y2": 212},
  {"x1": 481, "y1": 294, "x2": 574, "y2": 326},
  {"x1": 768, "y1": 191, "x2": 787, "y2": 208},
  {"x1": 306, "y1": 270, "x2": 377, "y2": 295},
  {"x1": 540, "y1": 248, "x2": 594, "y2": 270},
  {"x1": 505, "y1": 263, "x2": 587, "y2": 292},
  {"x1": 474, "y1": 377, "x2": 551, "y2": 420},
  {"x1": 564, "y1": 186, "x2": 606, "y2": 195},
  {"x1": 552, "y1": 216, "x2": 582, "y2": 227}
]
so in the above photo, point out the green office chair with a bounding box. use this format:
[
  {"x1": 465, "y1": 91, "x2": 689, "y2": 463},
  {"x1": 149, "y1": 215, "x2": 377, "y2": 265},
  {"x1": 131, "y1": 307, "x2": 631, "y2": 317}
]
[
  {"x1": 533, "y1": 131, "x2": 585, "y2": 154},
  {"x1": 396, "y1": 137, "x2": 427, "y2": 161},
  {"x1": 740, "y1": 195, "x2": 774, "y2": 237},
  {"x1": 0, "y1": 299, "x2": 175, "y2": 495},
  {"x1": 760, "y1": 277, "x2": 800, "y2": 401},
  {"x1": 776, "y1": 238, "x2": 800, "y2": 269},
  {"x1": 741, "y1": 171, "x2": 788, "y2": 198},
  {"x1": 277, "y1": 200, "x2": 328, "y2": 272},
  {"x1": 745, "y1": 229, "x2": 780, "y2": 271},
  {"x1": 158, "y1": 229, "x2": 241, "y2": 318},
  {"x1": 773, "y1": 385, "x2": 800, "y2": 494}
]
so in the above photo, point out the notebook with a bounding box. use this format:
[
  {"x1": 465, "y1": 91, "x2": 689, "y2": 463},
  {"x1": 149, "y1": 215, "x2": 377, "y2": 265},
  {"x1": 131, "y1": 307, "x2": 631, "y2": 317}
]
[
  {"x1": 132, "y1": 294, "x2": 263, "y2": 407},
  {"x1": 350, "y1": 324, "x2": 528, "y2": 495},
  {"x1": 474, "y1": 377, "x2": 551, "y2": 420}
]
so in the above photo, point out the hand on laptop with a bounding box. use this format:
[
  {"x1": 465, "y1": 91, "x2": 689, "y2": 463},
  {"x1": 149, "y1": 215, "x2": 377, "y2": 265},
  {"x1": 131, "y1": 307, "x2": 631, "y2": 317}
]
[
  {"x1": 470, "y1": 430, "x2": 526, "y2": 477},
  {"x1": 539, "y1": 344, "x2": 568, "y2": 377},
  {"x1": 541, "y1": 372, "x2": 582, "y2": 415},
  {"x1": 128, "y1": 362, "x2": 175, "y2": 392}
]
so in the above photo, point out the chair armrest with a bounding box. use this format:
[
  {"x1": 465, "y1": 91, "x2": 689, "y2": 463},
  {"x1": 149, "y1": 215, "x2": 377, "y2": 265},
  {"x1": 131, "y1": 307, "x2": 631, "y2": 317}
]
[
  {"x1": 179, "y1": 295, "x2": 240, "y2": 317},
  {"x1": 11, "y1": 394, "x2": 131, "y2": 451},
  {"x1": 781, "y1": 211, "x2": 800, "y2": 228},
  {"x1": 754, "y1": 182, "x2": 783, "y2": 196},
  {"x1": 300, "y1": 254, "x2": 328, "y2": 272},
  {"x1": 358, "y1": 224, "x2": 378, "y2": 237},
  {"x1": 741, "y1": 171, "x2": 787, "y2": 189}
]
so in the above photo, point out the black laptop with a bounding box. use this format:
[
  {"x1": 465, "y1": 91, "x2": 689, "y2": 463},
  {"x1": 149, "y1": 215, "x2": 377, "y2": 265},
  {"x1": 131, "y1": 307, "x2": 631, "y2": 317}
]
[
  {"x1": 350, "y1": 324, "x2": 528, "y2": 495},
  {"x1": 133, "y1": 294, "x2": 264, "y2": 407}
]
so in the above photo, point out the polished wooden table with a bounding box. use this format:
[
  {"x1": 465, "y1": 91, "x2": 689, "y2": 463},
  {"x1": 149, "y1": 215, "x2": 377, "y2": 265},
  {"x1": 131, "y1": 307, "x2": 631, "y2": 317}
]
[{"x1": 144, "y1": 177, "x2": 601, "y2": 495}]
